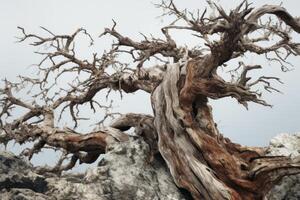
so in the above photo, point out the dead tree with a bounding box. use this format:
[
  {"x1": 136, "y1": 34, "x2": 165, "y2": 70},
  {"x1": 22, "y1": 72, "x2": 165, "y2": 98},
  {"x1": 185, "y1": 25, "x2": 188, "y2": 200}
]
[{"x1": 1, "y1": 1, "x2": 300, "y2": 199}]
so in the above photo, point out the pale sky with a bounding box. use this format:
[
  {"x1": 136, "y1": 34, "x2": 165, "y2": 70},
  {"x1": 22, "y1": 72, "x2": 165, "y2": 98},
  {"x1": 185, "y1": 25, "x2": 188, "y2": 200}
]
[{"x1": 0, "y1": 0, "x2": 300, "y2": 169}]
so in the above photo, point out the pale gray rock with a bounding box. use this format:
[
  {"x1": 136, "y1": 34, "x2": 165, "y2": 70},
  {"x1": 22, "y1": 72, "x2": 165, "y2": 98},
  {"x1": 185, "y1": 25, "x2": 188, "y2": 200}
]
[
  {"x1": 266, "y1": 133, "x2": 300, "y2": 200},
  {"x1": 0, "y1": 151, "x2": 49, "y2": 200},
  {"x1": 1, "y1": 188, "x2": 49, "y2": 200},
  {"x1": 0, "y1": 138, "x2": 187, "y2": 200},
  {"x1": 267, "y1": 133, "x2": 300, "y2": 158},
  {"x1": 1, "y1": 133, "x2": 299, "y2": 200}
]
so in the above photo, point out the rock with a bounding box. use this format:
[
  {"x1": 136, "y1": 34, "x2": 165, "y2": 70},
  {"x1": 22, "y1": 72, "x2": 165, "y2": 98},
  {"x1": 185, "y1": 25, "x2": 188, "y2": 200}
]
[
  {"x1": 0, "y1": 151, "x2": 48, "y2": 191},
  {"x1": 1, "y1": 188, "x2": 49, "y2": 200},
  {"x1": 267, "y1": 133, "x2": 300, "y2": 158},
  {"x1": 1, "y1": 133, "x2": 299, "y2": 200},
  {"x1": 266, "y1": 133, "x2": 300, "y2": 200},
  {"x1": 0, "y1": 151, "x2": 49, "y2": 200},
  {"x1": 0, "y1": 138, "x2": 187, "y2": 200}
]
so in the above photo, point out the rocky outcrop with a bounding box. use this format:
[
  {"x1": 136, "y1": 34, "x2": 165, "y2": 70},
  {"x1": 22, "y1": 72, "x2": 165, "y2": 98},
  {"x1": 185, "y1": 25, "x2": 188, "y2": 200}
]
[
  {"x1": 0, "y1": 138, "x2": 187, "y2": 200},
  {"x1": 0, "y1": 151, "x2": 49, "y2": 200},
  {"x1": 0, "y1": 133, "x2": 299, "y2": 200},
  {"x1": 266, "y1": 133, "x2": 300, "y2": 200}
]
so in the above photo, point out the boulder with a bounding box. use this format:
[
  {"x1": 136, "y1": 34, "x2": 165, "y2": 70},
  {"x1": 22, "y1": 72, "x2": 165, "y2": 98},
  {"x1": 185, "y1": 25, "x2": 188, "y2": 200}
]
[
  {"x1": 0, "y1": 138, "x2": 187, "y2": 200},
  {"x1": 1, "y1": 133, "x2": 299, "y2": 200},
  {"x1": 266, "y1": 133, "x2": 300, "y2": 200}
]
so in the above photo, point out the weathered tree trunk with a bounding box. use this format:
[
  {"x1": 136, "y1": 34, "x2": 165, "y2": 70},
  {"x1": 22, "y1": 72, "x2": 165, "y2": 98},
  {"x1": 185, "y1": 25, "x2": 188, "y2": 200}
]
[
  {"x1": 152, "y1": 61, "x2": 300, "y2": 199},
  {"x1": 2, "y1": 2, "x2": 300, "y2": 199}
]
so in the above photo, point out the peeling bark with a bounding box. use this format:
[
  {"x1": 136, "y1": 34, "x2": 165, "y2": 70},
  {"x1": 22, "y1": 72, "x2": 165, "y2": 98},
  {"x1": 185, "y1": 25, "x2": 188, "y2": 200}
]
[
  {"x1": 152, "y1": 61, "x2": 300, "y2": 199},
  {"x1": 1, "y1": 1, "x2": 300, "y2": 199}
]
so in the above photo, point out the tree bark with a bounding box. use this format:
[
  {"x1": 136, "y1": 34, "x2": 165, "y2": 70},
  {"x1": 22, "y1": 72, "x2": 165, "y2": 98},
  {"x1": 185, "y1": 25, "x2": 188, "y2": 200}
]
[
  {"x1": 2, "y1": 2, "x2": 300, "y2": 199},
  {"x1": 151, "y1": 61, "x2": 300, "y2": 199}
]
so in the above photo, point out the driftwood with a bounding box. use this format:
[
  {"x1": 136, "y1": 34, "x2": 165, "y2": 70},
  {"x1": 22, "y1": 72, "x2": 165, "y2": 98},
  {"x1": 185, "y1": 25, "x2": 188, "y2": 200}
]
[{"x1": 1, "y1": 1, "x2": 300, "y2": 199}]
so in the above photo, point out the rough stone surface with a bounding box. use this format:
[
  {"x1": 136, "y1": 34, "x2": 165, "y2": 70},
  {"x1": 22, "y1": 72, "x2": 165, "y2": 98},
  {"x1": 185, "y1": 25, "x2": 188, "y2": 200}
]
[
  {"x1": 266, "y1": 133, "x2": 300, "y2": 200},
  {"x1": 0, "y1": 138, "x2": 187, "y2": 200},
  {"x1": 0, "y1": 134, "x2": 299, "y2": 200},
  {"x1": 0, "y1": 151, "x2": 49, "y2": 200},
  {"x1": 267, "y1": 133, "x2": 300, "y2": 158}
]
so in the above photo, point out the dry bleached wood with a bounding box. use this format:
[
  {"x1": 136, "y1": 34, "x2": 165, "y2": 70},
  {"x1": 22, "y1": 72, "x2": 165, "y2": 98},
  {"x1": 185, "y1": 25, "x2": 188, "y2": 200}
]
[{"x1": 1, "y1": 0, "x2": 300, "y2": 199}]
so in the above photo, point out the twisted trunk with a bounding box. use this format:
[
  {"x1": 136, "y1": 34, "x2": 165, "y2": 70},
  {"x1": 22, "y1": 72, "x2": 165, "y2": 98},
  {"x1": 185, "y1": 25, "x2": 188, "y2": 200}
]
[{"x1": 151, "y1": 61, "x2": 300, "y2": 199}]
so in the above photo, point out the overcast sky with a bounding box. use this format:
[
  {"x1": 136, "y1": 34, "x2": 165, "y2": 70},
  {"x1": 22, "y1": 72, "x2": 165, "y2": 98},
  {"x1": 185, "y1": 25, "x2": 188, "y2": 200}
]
[{"x1": 0, "y1": 0, "x2": 300, "y2": 169}]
